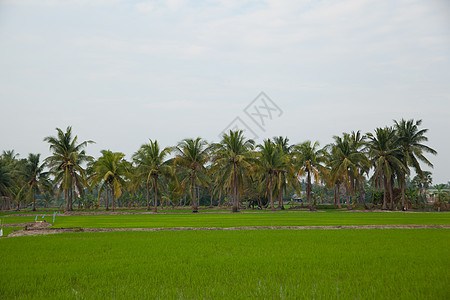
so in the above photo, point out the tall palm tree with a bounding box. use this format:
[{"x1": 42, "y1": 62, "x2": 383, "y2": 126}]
[
  {"x1": 349, "y1": 131, "x2": 370, "y2": 209},
  {"x1": 293, "y1": 141, "x2": 326, "y2": 211},
  {"x1": 0, "y1": 159, "x2": 13, "y2": 210},
  {"x1": 394, "y1": 119, "x2": 437, "y2": 210},
  {"x1": 44, "y1": 126, "x2": 94, "y2": 211},
  {"x1": 24, "y1": 153, "x2": 51, "y2": 211},
  {"x1": 132, "y1": 140, "x2": 172, "y2": 212},
  {"x1": 211, "y1": 130, "x2": 255, "y2": 212},
  {"x1": 174, "y1": 138, "x2": 210, "y2": 213},
  {"x1": 327, "y1": 133, "x2": 368, "y2": 210},
  {"x1": 273, "y1": 136, "x2": 294, "y2": 210},
  {"x1": 256, "y1": 139, "x2": 285, "y2": 211},
  {"x1": 366, "y1": 127, "x2": 407, "y2": 210},
  {"x1": 90, "y1": 150, "x2": 129, "y2": 212}
]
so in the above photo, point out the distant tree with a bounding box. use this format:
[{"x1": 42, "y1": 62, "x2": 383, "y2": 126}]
[
  {"x1": 132, "y1": 140, "x2": 172, "y2": 212},
  {"x1": 211, "y1": 130, "x2": 255, "y2": 212},
  {"x1": 412, "y1": 171, "x2": 432, "y2": 205},
  {"x1": 0, "y1": 159, "x2": 13, "y2": 209},
  {"x1": 24, "y1": 153, "x2": 51, "y2": 211},
  {"x1": 273, "y1": 136, "x2": 295, "y2": 210},
  {"x1": 90, "y1": 150, "x2": 129, "y2": 212},
  {"x1": 44, "y1": 126, "x2": 94, "y2": 211},
  {"x1": 256, "y1": 139, "x2": 286, "y2": 211},
  {"x1": 394, "y1": 119, "x2": 437, "y2": 210},
  {"x1": 294, "y1": 141, "x2": 326, "y2": 211},
  {"x1": 174, "y1": 138, "x2": 210, "y2": 213},
  {"x1": 367, "y1": 127, "x2": 407, "y2": 209}
]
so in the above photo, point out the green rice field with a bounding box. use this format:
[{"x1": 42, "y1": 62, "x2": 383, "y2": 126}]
[
  {"x1": 1, "y1": 229, "x2": 449, "y2": 299},
  {"x1": 3, "y1": 211, "x2": 450, "y2": 229},
  {"x1": 1, "y1": 211, "x2": 449, "y2": 299}
]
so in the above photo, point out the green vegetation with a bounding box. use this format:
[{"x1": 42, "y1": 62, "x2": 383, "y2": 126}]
[
  {"x1": 1, "y1": 229, "x2": 448, "y2": 299},
  {"x1": 1, "y1": 118, "x2": 445, "y2": 213},
  {"x1": 3, "y1": 211, "x2": 450, "y2": 229}
]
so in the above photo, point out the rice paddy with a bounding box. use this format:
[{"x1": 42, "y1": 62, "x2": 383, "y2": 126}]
[
  {"x1": 1, "y1": 211, "x2": 449, "y2": 299},
  {"x1": 1, "y1": 229, "x2": 449, "y2": 299},
  {"x1": 3, "y1": 211, "x2": 450, "y2": 229}
]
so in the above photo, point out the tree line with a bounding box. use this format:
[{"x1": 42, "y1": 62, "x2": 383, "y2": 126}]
[{"x1": 0, "y1": 119, "x2": 444, "y2": 213}]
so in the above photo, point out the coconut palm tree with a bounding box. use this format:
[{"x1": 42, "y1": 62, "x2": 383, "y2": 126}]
[
  {"x1": 132, "y1": 140, "x2": 172, "y2": 212},
  {"x1": 174, "y1": 138, "x2": 210, "y2": 213},
  {"x1": 366, "y1": 127, "x2": 407, "y2": 210},
  {"x1": 24, "y1": 153, "x2": 51, "y2": 211},
  {"x1": 273, "y1": 136, "x2": 294, "y2": 210},
  {"x1": 327, "y1": 133, "x2": 368, "y2": 210},
  {"x1": 43, "y1": 126, "x2": 94, "y2": 211},
  {"x1": 0, "y1": 159, "x2": 13, "y2": 210},
  {"x1": 211, "y1": 130, "x2": 255, "y2": 212},
  {"x1": 256, "y1": 139, "x2": 285, "y2": 211},
  {"x1": 90, "y1": 150, "x2": 129, "y2": 212},
  {"x1": 412, "y1": 171, "x2": 432, "y2": 205},
  {"x1": 293, "y1": 141, "x2": 326, "y2": 211},
  {"x1": 394, "y1": 119, "x2": 437, "y2": 210}
]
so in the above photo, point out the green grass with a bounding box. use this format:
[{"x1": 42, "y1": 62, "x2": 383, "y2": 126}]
[
  {"x1": 3, "y1": 211, "x2": 450, "y2": 229},
  {"x1": 0, "y1": 227, "x2": 22, "y2": 237},
  {"x1": 1, "y1": 229, "x2": 448, "y2": 299}
]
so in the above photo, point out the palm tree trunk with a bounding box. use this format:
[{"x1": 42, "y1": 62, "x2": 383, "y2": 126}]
[
  {"x1": 32, "y1": 190, "x2": 36, "y2": 211},
  {"x1": 105, "y1": 188, "x2": 109, "y2": 211},
  {"x1": 69, "y1": 183, "x2": 73, "y2": 211},
  {"x1": 192, "y1": 172, "x2": 198, "y2": 213},
  {"x1": 232, "y1": 165, "x2": 238, "y2": 213},
  {"x1": 278, "y1": 180, "x2": 284, "y2": 210},
  {"x1": 382, "y1": 176, "x2": 388, "y2": 210},
  {"x1": 337, "y1": 183, "x2": 342, "y2": 209},
  {"x1": 400, "y1": 176, "x2": 406, "y2": 211},
  {"x1": 348, "y1": 176, "x2": 354, "y2": 210},
  {"x1": 359, "y1": 180, "x2": 367, "y2": 209},
  {"x1": 111, "y1": 184, "x2": 115, "y2": 212},
  {"x1": 389, "y1": 178, "x2": 394, "y2": 210},
  {"x1": 269, "y1": 175, "x2": 274, "y2": 211},
  {"x1": 307, "y1": 170, "x2": 313, "y2": 211},
  {"x1": 65, "y1": 188, "x2": 70, "y2": 212},
  {"x1": 153, "y1": 177, "x2": 158, "y2": 213},
  {"x1": 345, "y1": 184, "x2": 351, "y2": 210},
  {"x1": 333, "y1": 183, "x2": 339, "y2": 208},
  {"x1": 146, "y1": 181, "x2": 150, "y2": 211}
]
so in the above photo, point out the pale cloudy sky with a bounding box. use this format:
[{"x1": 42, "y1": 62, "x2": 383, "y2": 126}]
[{"x1": 0, "y1": 0, "x2": 449, "y2": 183}]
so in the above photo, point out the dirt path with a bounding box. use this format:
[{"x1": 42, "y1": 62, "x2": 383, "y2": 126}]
[{"x1": 5, "y1": 224, "x2": 450, "y2": 237}]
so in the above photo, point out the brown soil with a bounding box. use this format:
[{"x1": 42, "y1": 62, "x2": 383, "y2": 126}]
[{"x1": 5, "y1": 224, "x2": 450, "y2": 237}]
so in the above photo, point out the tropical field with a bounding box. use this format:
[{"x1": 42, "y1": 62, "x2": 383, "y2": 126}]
[
  {"x1": 1, "y1": 119, "x2": 449, "y2": 216},
  {"x1": 1, "y1": 211, "x2": 449, "y2": 299},
  {"x1": 1, "y1": 120, "x2": 449, "y2": 298}
]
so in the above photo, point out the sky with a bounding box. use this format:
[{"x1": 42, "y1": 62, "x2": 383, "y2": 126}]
[{"x1": 0, "y1": 0, "x2": 449, "y2": 184}]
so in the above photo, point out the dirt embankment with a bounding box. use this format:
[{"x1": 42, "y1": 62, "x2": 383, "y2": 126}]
[{"x1": 4, "y1": 224, "x2": 450, "y2": 237}]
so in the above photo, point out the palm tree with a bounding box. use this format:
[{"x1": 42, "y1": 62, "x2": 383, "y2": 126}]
[
  {"x1": 394, "y1": 119, "x2": 437, "y2": 210},
  {"x1": 366, "y1": 127, "x2": 407, "y2": 210},
  {"x1": 273, "y1": 136, "x2": 294, "y2": 210},
  {"x1": 211, "y1": 130, "x2": 255, "y2": 212},
  {"x1": 327, "y1": 133, "x2": 368, "y2": 210},
  {"x1": 256, "y1": 139, "x2": 285, "y2": 211},
  {"x1": 0, "y1": 159, "x2": 13, "y2": 210},
  {"x1": 24, "y1": 153, "x2": 51, "y2": 211},
  {"x1": 132, "y1": 140, "x2": 172, "y2": 212},
  {"x1": 174, "y1": 138, "x2": 210, "y2": 213},
  {"x1": 412, "y1": 171, "x2": 432, "y2": 205},
  {"x1": 349, "y1": 131, "x2": 370, "y2": 209},
  {"x1": 44, "y1": 126, "x2": 94, "y2": 212},
  {"x1": 90, "y1": 150, "x2": 129, "y2": 212},
  {"x1": 293, "y1": 141, "x2": 326, "y2": 211}
]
